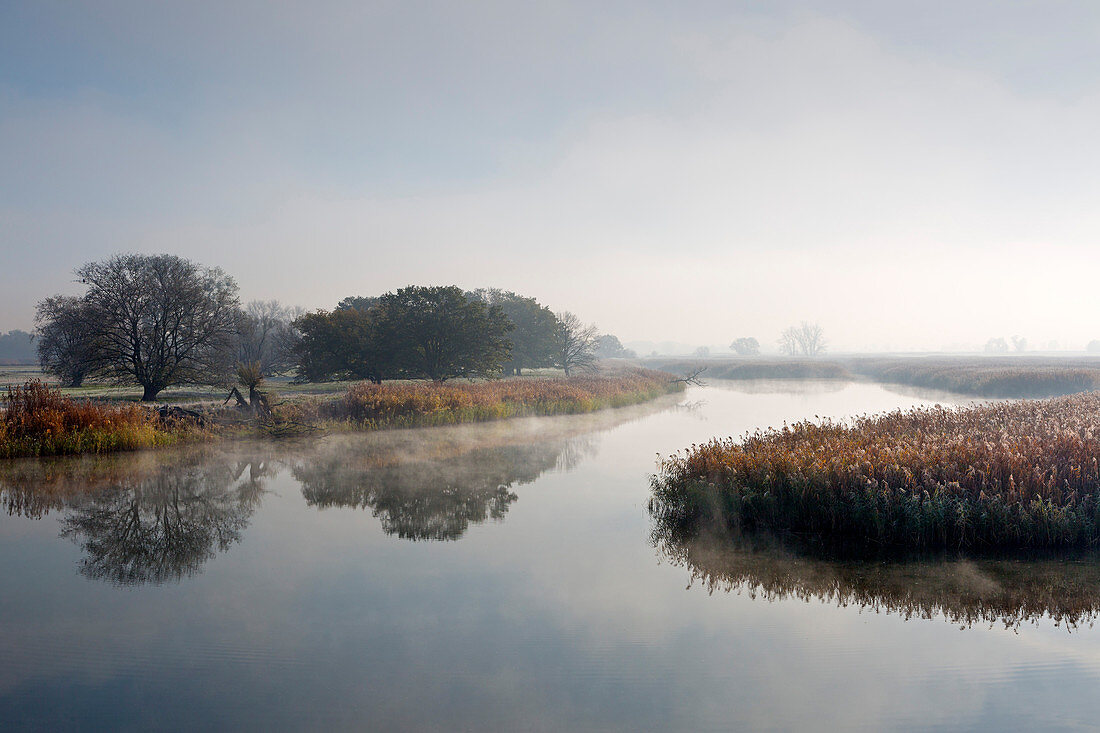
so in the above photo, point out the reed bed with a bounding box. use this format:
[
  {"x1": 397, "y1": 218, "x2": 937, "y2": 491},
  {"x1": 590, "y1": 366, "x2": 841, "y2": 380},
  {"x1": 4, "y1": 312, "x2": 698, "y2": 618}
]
[
  {"x1": 0, "y1": 381, "x2": 191, "y2": 458},
  {"x1": 849, "y1": 357, "x2": 1100, "y2": 397},
  {"x1": 301, "y1": 369, "x2": 682, "y2": 428},
  {"x1": 652, "y1": 392, "x2": 1100, "y2": 549},
  {"x1": 646, "y1": 358, "x2": 851, "y2": 381}
]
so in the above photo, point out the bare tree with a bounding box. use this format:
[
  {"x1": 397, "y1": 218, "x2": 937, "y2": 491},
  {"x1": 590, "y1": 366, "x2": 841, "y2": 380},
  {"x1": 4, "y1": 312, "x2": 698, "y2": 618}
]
[
  {"x1": 779, "y1": 321, "x2": 827, "y2": 357},
  {"x1": 234, "y1": 300, "x2": 300, "y2": 407},
  {"x1": 34, "y1": 295, "x2": 97, "y2": 387},
  {"x1": 38, "y1": 254, "x2": 242, "y2": 401},
  {"x1": 555, "y1": 311, "x2": 598, "y2": 377}
]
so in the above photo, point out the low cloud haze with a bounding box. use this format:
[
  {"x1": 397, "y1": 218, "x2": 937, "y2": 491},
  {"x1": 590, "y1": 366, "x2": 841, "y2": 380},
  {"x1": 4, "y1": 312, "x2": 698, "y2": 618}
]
[{"x1": 4, "y1": 1, "x2": 1100, "y2": 351}]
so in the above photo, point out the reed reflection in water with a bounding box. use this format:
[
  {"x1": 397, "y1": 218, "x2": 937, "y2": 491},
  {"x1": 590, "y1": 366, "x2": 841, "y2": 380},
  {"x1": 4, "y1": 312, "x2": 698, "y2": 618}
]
[{"x1": 651, "y1": 503, "x2": 1100, "y2": 630}]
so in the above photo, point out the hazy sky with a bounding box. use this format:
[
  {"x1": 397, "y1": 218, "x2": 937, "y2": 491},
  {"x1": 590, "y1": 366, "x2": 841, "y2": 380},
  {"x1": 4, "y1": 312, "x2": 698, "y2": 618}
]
[{"x1": 4, "y1": 1, "x2": 1100, "y2": 351}]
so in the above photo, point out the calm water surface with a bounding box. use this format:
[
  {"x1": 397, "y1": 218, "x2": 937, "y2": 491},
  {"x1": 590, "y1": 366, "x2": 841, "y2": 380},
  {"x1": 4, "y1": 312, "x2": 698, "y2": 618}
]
[{"x1": 2, "y1": 380, "x2": 1099, "y2": 731}]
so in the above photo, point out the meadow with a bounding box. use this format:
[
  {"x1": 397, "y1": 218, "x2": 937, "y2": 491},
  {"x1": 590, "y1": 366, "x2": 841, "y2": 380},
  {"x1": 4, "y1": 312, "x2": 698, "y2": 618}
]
[{"x1": 651, "y1": 392, "x2": 1100, "y2": 549}]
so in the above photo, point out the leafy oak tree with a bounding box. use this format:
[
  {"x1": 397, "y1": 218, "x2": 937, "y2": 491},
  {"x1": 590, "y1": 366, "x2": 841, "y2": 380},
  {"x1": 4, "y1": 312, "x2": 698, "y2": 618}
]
[
  {"x1": 292, "y1": 306, "x2": 392, "y2": 383},
  {"x1": 468, "y1": 288, "x2": 559, "y2": 374},
  {"x1": 378, "y1": 286, "x2": 513, "y2": 381}
]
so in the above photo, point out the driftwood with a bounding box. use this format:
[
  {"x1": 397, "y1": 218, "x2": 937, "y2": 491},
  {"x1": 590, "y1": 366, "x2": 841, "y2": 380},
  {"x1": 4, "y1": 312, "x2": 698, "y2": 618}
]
[
  {"x1": 224, "y1": 387, "x2": 249, "y2": 409},
  {"x1": 156, "y1": 405, "x2": 206, "y2": 427},
  {"x1": 223, "y1": 387, "x2": 274, "y2": 418},
  {"x1": 670, "y1": 366, "x2": 707, "y2": 387}
]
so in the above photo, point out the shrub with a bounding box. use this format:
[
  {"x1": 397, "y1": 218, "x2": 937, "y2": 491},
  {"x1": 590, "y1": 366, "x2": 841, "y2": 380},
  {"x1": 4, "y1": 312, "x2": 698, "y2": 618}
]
[{"x1": 0, "y1": 380, "x2": 189, "y2": 458}]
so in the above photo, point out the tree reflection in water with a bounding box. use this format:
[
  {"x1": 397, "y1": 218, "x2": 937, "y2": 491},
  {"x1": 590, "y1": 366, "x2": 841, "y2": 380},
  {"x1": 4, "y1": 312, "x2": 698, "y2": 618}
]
[
  {"x1": 295, "y1": 435, "x2": 596, "y2": 541},
  {"x1": 1, "y1": 451, "x2": 270, "y2": 585},
  {"x1": 650, "y1": 492, "x2": 1100, "y2": 631},
  {"x1": 1, "y1": 392, "x2": 683, "y2": 580}
]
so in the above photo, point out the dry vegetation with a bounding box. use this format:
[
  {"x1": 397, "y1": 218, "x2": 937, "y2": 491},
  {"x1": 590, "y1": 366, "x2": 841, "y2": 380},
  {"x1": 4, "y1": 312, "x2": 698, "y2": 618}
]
[
  {"x1": 652, "y1": 392, "x2": 1100, "y2": 549},
  {"x1": 1, "y1": 370, "x2": 682, "y2": 458},
  {"x1": 848, "y1": 357, "x2": 1100, "y2": 397},
  {"x1": 644, "y1": 355, "x2": 1100, "y2": 398},
  {"x1": 645, "y1": 358, "x2": 851, "y2": 381},
  {"x1": 274, "y1": 369, "x2": 682, "y2": 429},
  {"x1": 0, "y1": 381, "x2": 196, "y2": 458}
]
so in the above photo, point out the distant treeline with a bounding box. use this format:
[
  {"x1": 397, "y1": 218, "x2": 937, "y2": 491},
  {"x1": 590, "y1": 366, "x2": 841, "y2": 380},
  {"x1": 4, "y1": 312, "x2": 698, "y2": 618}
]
[{"x1": 0, "y1": 330, "x2": 34, "y2": 364}]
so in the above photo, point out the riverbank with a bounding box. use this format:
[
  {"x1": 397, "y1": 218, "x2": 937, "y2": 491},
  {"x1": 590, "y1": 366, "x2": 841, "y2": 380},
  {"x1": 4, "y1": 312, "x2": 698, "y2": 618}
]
[
  {"x1": 643, "y1": 355, "x2": 1100, "y2": 398},
  {"x1": 1, "y1": 369, "x2": 683, "y2": 459},
  {"x1": 651, "y1": 392, "x2": 1100, "y2": 550}
]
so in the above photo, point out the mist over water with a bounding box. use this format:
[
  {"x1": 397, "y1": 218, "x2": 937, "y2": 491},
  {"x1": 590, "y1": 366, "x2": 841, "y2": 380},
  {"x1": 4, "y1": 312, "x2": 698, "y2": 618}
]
[{"x1": 3, "y1": 381, "x2": 1100, "y2": 730}]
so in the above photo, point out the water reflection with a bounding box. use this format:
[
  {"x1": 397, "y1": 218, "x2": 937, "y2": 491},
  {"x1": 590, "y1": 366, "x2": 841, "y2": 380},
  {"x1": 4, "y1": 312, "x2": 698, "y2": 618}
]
[
  {"x1": 651, "y1": 503, "x2": 1100, "y2": 631},
  {"x1": 1, "y1": 393, "x2": 685, "y2": 582},
  {"x1": 706, "y1": 378, "x2": 848, "y2": 396},
  {"x1": 295, "y1": 437, "x2": 595, "y2": 540},
  {"x1": 1, "y1": 451, "x2": 269, "y2": 585}
]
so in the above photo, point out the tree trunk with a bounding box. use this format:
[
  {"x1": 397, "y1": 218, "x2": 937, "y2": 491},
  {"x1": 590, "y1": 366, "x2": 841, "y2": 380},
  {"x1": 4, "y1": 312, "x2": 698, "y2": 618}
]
[{"x1": 141, "y1": 384, "x2": 160, "y2": 402}]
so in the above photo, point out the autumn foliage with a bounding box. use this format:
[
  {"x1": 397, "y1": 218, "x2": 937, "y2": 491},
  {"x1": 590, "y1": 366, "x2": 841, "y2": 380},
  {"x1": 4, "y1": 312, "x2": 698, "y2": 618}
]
[
  {"x1": 0, "y1": 381, "x2": 186, "y2": 458},
  {"x1": 652, "y1": 392, "x2": 1100, "y2": 549},
  {"x1": 313, "y1": 369, "x2": 681, "y2": 428}
]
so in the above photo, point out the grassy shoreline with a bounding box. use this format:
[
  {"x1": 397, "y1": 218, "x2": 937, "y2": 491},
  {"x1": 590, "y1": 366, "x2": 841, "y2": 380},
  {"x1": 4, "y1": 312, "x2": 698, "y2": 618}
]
[
  {"x1": 642, "y1": 356, "x2": 1100, "y2": 398},
  {"x1": 652, "y1": 392, "x2": 1100, "y2": 550},
  {"x1": 1, "y1": 369, "x2": 683, "y2": 459}
]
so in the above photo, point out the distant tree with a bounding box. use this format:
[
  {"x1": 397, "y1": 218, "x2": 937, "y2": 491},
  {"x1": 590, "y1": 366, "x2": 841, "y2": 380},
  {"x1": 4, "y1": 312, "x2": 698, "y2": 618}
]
[
  {"x1": 555, "y1": 311, "x2": 598, "y2": 377},
  {"x1": 292, "y1": 307, "x2": 391, "y2": 383},
  {"x1": 693, "y1": 346, "x2": 711, "y2": 358},
  {"x1": 1088, "y1": 340, "x2": 1100, "y2": 354},
  {"x1": 0, "y1": 330, "x2": 35, "y2": 363},
  {"x1": 779, "y1": 322, "x2": 827, "y2": 357},
  {"x1": 378, "y1": 286, "x2": 513, "y2": 382},
  {"x1": 468, "y1": 289, "x2": 559, "y2": 375},
  {"x1": 1011, "y1": 335, "x2": 1027, "y2": 353},
  {"x1": 984, "y1": 337, "x2": 1009, "y2": 354},
  {"x1": 594, "y1": 334, "x2": 636, "y2": 359},
  {"x1": 233, "y1": 300, "x2": 300, "y2": 405},
  {"x1": 729, "y1": 337, "x2": 760, "y2": 356},
  {"x1": 35, "y1": 254, "x2": 240, "y2": 400},
  {"x1": 34, "y1": 296, "x2": 98, "y2": 387}
]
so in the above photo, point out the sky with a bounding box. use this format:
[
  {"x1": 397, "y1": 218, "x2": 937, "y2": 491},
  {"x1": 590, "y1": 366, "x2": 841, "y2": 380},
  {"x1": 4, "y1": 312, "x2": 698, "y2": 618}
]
[{"x1": 3, "y1": 1, "x2": 1100, "y2": 352}]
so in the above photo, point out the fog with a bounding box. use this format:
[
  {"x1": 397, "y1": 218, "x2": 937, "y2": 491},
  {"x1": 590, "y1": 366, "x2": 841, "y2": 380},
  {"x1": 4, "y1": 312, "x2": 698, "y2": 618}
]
[{"x1": 4, "y1": 2, "x2": 1100, "y2": 351}]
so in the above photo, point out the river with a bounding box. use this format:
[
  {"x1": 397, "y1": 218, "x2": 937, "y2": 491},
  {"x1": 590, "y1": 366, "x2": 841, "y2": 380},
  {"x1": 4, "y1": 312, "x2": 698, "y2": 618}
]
[{"x1": 2, "y1": 379, "x2": 1097, "y2": 731}]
